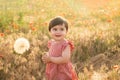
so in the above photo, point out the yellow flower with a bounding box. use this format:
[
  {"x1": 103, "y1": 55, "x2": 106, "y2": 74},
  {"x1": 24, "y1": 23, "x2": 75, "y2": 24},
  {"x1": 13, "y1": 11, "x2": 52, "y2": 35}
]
[{"x1": 14, "y1": 37, "x2": 30, "y2": 54}]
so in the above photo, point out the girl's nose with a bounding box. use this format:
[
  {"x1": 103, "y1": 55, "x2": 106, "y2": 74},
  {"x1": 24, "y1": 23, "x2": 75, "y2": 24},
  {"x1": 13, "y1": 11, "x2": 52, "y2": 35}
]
[{"x1": 56, "y1": 30, "x2": 61, "y2": 33}]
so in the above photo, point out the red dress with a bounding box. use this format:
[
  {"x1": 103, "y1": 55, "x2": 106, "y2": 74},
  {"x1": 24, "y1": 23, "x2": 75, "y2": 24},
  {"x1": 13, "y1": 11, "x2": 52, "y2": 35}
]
[{"x1": 46, "y1": 39, "x2": 78, "y2": 80}]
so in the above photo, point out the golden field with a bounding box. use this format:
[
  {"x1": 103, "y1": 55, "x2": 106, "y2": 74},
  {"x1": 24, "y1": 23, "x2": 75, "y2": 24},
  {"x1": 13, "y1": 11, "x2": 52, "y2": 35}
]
[{"x1": 0, "y1": 0, "x2": 120, "y2": 80}]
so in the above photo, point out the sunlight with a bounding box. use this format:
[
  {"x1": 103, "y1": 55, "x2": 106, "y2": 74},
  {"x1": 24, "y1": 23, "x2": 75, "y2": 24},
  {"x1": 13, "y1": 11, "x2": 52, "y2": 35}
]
[
  {"x1": 81, "y1": 0, "x2": 109, "y2": 9},
  {"x1": 0, "y1": 0, "x2": 120, "y2": 80}
]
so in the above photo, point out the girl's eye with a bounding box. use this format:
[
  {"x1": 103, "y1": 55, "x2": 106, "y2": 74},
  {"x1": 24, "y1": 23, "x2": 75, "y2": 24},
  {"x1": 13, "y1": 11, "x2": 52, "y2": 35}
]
[
  {"x1": 60, "y1": 28, "x2": 64, "y2": 31},
  {"x1": 53, "y1": 28, "x2": 57, "y2": 31}
]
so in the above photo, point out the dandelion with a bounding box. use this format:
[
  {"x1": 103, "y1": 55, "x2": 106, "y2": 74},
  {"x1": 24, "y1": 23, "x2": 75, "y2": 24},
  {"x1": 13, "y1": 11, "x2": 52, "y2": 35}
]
[{"x1": 14, "y1": 37, "x2": 30, "y2": 54}]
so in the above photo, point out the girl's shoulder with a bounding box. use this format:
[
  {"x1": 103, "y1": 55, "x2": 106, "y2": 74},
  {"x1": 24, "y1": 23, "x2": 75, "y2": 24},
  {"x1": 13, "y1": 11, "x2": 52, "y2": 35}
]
[
  {"x1": 47, "y1": 39, "x2": 56, "y2": 48},
  {"x1": 48, "y1": 39, "x2": 54, "y2": 44},
  {"x1": 47, "y1": 39, "x2": 53, "y2": 48},
  {"x1": 62, "y1": 39, "x2": 74, "y2": 52}
]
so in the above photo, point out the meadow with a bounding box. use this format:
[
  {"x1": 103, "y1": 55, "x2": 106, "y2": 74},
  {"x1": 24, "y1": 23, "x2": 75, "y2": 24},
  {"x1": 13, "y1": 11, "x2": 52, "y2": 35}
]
[{"x1": 0, "y1": 0, "x2": 120, "y2": 80}]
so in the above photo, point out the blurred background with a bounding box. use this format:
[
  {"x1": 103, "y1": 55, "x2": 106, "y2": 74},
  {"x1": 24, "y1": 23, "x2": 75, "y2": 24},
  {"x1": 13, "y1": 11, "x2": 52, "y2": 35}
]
[{"x1": 0, "y1": 0, "x2": 120, "y2": 80}]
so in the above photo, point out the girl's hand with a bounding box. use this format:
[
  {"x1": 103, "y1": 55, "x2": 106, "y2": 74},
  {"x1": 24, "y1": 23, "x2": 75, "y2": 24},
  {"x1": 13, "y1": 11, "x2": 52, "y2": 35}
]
[{"x1": 42, "y1": 53, "x2": 51, "y2": 63}]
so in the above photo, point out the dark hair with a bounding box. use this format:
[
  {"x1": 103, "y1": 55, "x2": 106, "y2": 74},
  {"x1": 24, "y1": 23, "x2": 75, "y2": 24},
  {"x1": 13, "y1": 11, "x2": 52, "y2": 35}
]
[{"x1": 48, "y1": 16, "x2": 68, "y2": 31}]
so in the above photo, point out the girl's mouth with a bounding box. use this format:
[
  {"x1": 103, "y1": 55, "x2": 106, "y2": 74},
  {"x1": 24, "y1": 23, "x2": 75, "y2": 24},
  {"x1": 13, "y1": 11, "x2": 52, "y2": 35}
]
[{"x1": 55, "y1": 35, "x2": 61, "y2": 37}]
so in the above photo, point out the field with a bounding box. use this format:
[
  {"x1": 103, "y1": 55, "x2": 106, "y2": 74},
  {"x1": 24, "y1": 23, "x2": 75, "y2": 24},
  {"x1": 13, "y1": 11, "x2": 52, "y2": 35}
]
[{"x1": 0, "y1": 0, "x2": 120, "y2": 80}]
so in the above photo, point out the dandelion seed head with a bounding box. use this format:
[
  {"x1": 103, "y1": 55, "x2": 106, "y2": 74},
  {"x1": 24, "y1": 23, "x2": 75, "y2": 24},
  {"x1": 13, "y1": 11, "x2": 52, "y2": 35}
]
[{"x1": 14, "y1": 37, "x2": 30, "y2": 54}]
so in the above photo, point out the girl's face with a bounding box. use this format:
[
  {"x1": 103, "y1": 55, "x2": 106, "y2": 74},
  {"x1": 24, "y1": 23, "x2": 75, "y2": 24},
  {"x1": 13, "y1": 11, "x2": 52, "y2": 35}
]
[{"x1": 50, "y1": 24, "x2": 67, "y2": 41}]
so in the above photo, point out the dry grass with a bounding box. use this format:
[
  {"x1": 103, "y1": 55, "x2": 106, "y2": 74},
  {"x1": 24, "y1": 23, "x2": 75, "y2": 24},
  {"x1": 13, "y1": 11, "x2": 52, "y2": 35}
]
[{"x1": 0, "y1": 0, "x2": 120, "y2": 80}]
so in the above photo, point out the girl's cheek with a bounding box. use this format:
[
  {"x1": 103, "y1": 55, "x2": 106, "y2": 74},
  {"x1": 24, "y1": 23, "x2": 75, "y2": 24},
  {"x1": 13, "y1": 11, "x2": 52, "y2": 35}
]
[
  {"x1": 63, "y1": 32, "x2": 67, "y2": 35},
  {"x1": 51, "y1": 32, "x2": 55, "y2": 36},
  {"x1": 50, "y1": 30, "x2": 55, "y2": 34}
]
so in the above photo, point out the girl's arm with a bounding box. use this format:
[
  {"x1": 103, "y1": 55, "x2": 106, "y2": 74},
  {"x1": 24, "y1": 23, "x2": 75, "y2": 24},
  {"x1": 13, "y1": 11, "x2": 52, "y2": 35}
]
[
  {"x1": 50, "y1": 45, "x2": 71, "y2": 64},
  {"x1": 42, "y1": 45, "x2": 71, "y2": 64}
]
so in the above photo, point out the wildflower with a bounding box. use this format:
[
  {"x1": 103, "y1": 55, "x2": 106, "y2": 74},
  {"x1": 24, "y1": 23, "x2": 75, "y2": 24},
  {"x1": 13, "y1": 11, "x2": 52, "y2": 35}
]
[
  {"x1": 113, "y1": 65, "x2": 119, "y2": 71},
  {"x1": 107, "y1": 19, "x2": 113, "y2": 23},
  {"x1": 5, "y1": 30, "x2": 11, "y2": 34},
  {"x1": 29, "y1": 22, "x2": 34, "y2": 27},
  {"x1": 0, "y1": 33, "x2": 4, "y2": 37},
  {"x1": 12, "y1": 22, "x2": 18, "y2": 29},
  {"x1": 14, "y1": 37, "x2": 30, "y2": 54},
  {"x1": 44, "y1": 22, "x2": 48, "y2": 26},
  {"x1": 31, "y1": 27, "x2": 37, "y2": 31},
  {"x1": 0, "y1": 54, "x2": 3, "y2": 58}
]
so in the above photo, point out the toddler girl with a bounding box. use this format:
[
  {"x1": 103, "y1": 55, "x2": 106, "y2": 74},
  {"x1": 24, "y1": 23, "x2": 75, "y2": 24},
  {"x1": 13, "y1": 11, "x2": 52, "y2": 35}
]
[{"x1": 42, "y1": 16, "x2": 78, "y2": 80}]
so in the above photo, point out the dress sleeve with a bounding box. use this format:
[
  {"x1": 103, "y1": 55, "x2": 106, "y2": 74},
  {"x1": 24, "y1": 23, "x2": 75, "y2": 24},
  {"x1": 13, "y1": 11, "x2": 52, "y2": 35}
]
[
  {"x1": 47, "y1": 40, "x2": 51, "y2": 48},
  {"x1": 62, "y1": 41, "x2": 74, "y2": 52}
]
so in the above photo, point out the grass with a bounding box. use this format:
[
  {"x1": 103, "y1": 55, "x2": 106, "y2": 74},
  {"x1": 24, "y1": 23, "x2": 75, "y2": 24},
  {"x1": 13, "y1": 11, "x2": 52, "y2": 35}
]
[{"x1": 0, "y1": 0, "x2": 120, "y2": 80}]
